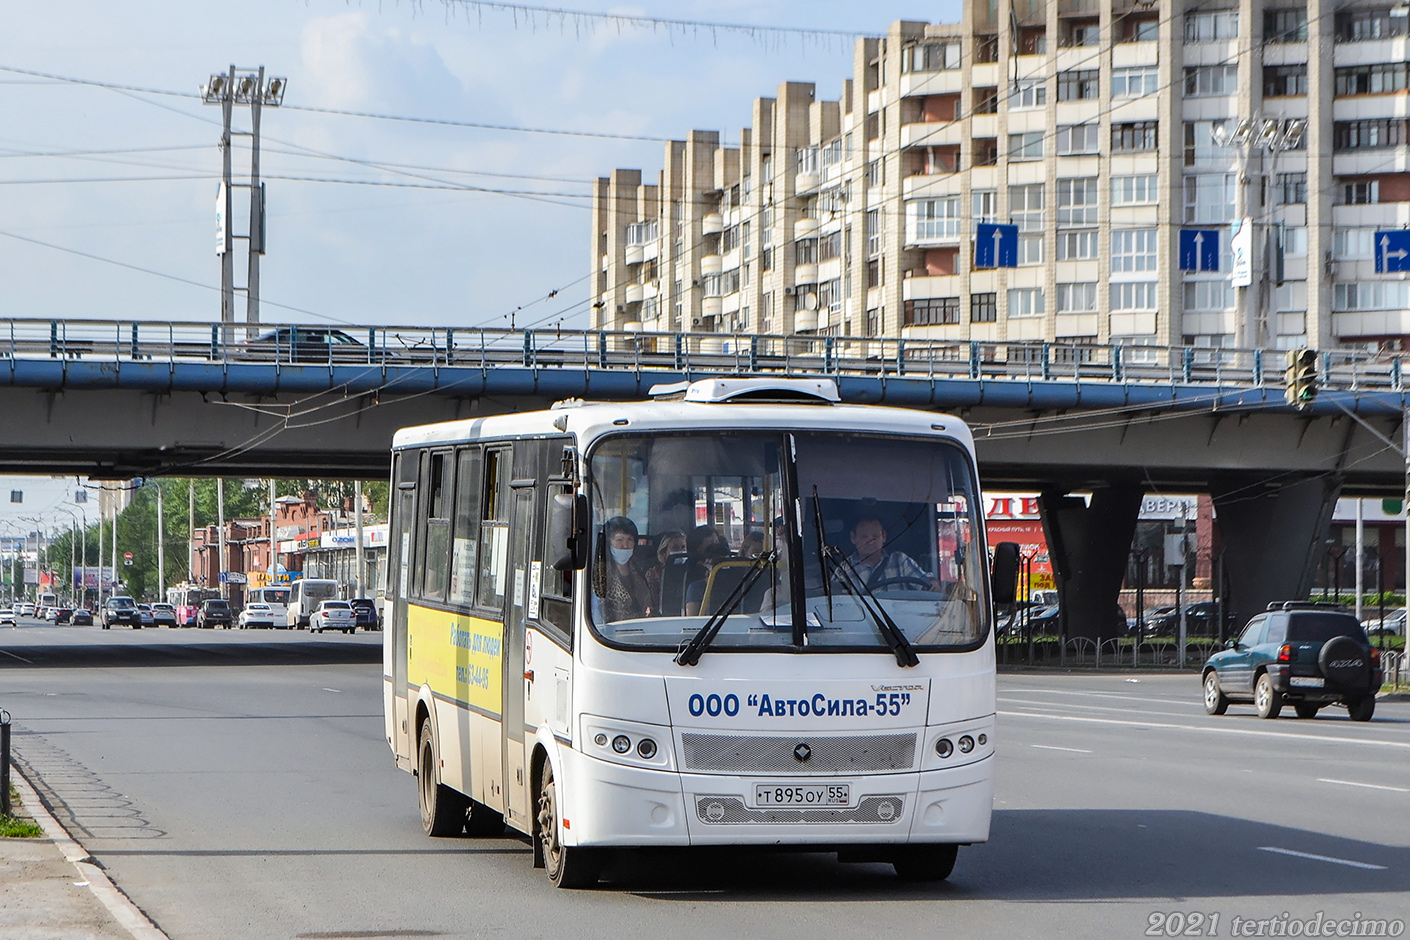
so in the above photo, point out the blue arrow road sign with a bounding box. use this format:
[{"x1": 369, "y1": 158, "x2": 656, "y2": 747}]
[
  {"x1": 1179, "y1": 229, "x2": 1220, "y2": 272},
  {"x1": 975, "y1": 222, "x2": 1018, "y2": 268},
  {"x1": 1375, "y1": 230, "x2": 1410, "y2": 273}
]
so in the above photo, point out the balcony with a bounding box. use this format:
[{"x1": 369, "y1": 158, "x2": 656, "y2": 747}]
[
  {"x1": 624, "y1": 244, "x2": 643, "y2": 265},
  {"x1": 901, "y1": 122, "x2": 963, "y2": 150},
  {"x1": 794, "y1": 216, "x2": 819, "y2": 239},
  {"x1": 624, "y1": 284, "x2": 644, "y2": 305},
  {"x1": 701, "y1": 212, "x2": 723, "y2": 235},
  {"x1": 905, "y1": 219, "x2": 963, "y2": 248},
  {"x1": 701, "y1": 297, "x2": 723, "y2": 319},
  {"x1": 794, "y1": 262, "x2": 819, "y2": 285},
  {"x1": 699, "y1": 254, "x2": 722, "y2": 277}
]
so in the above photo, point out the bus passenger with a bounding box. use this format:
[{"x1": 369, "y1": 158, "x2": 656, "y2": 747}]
[
  {"x1": 840, "y1": 513, "x2": 941, "y2": 592},
  {"x1": 644, "y1": 529, "x2": 686, "y2": 607},
  {"x1": 592, "y1": 516, "x2": 652, "y2": 622},
  {"x1": 683, "y1": 525, "x2": 730, "y2": 616}
]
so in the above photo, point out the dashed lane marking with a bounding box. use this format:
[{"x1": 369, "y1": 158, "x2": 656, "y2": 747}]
[
  {"x1": 1029, "y1": 744, "x2": 1093, "y2": 753},
  {"x1": 1258, "y1": 846, "x2": 1388, "y2": 870},
  {"x1": 999, "y1": 710, "x2": 1410, "y2": 750},
  {"x1": 1317, "y1": 777, "x2": 1410, "y2": 793}
]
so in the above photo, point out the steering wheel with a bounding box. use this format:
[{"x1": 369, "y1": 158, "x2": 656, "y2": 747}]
[{"x1": 870, "y1": 576, "x2": 934, "y2": 592}]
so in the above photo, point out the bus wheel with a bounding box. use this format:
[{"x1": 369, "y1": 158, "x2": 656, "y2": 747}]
[
  {"x1": 417, "y1": 717, "x2": 467, "y2": 837},
  {"x1": 892, "y1": 844, "x2": 959, "y2": 882},
  {"x1": 537, "y1": 763, "x2": 600, "y2": 888}
]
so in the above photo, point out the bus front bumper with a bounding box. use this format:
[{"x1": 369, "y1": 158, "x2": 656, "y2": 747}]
[{"x1": 556, "y1": 747, "x2": 993, "y2": 848}]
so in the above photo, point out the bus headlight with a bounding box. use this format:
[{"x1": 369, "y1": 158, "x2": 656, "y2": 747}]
[
  {"x1": 636, "y1": 738, "x2": 657, "y2": 759},
  {"x1": 612, "y1": 735, "x2": 632, "y2": 754},
  {"x1": 935, "y1": 738, "x2": 954, "y2": 758},
  {"x1": 581, "y1": 715, "x2": 675, "y2": 770},
  {"x1": 958, "y1": 735, "x2": 975, "y2": 753}
]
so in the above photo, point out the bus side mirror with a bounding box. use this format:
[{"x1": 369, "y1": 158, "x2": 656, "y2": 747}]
[
  {"x1": 990, "y1": 542, "x2": 1020, "y2": 607},
  {"x1": 550, "y1": 493, "x2": 589, "y2": 572}
]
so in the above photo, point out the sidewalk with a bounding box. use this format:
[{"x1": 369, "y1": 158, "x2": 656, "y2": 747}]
[{"x1": 1, "y1": 766, "x2": 163, "y2": 940}]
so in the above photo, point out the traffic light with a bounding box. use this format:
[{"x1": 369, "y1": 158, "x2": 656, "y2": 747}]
[{"x1": 1284, "y1": 348, "x2": 1318, "y2": 407}]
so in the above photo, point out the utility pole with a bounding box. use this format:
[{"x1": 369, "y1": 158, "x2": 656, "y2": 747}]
[
  {"x1": 97, "y1": 499, "x2": 105, "y2": 607},
  {"x1": 201, "y1": 68, "x2": 286, "y2": 338},
  {"x1": 268, "y1": 478, "x2": 276, "y2": 587},
  {"x1": 110, "y1": 500, "x2": 117, "y2": 598},
  {"x1": 217, "y1": 478, "x2": 227, "y2": 600},
  {"x1": 188, "y1": 481, "x2": 195, "y2": 584},
  {"x1": 1354, "y1": 498, "x2": 1364, "y2": 621},
  {"x1": 156, "y1": 481, "x2": 166, "y2": 601},
  {"x1": 354, "y1": 479, "x2": 365, "y2": 600}
]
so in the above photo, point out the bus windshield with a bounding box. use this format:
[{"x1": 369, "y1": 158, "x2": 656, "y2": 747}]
[{"x1": 587, "y1": 431, "x2": 986, "y2": 653}]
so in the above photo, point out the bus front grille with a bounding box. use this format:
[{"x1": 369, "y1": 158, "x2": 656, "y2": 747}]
[
  {"x1": 694, "y1": 795, "x2": 907, "y2": 825},
  {"x1": 679, "y1": 733, "x2": 917, "y2": 774}
]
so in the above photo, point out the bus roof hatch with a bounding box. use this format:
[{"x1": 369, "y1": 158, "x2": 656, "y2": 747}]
[{"x1": 647, "y1": 377, "x2": 840, "y2": 404}]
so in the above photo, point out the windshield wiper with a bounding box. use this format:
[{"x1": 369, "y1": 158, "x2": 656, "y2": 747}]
[
  {"x1": 822, "y1": 545, "x2": 920, "y2": 668},
  {"x1": 675, "y1": 550, "x2": 778, "y2": 666},
  {"x1": 811, "y1": 486, "x2": 834, "y2": 622}
]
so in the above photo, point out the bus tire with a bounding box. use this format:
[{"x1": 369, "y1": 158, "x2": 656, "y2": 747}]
[
  {"x1": 418, "y1": 717, "x2": 467, "y2": 837},
  {"x1": 892, "y1": 844, "x2": 959, "y2": 882},
  {"x1": 537, "y1": 762, "x2": 600, "y2": 888}
]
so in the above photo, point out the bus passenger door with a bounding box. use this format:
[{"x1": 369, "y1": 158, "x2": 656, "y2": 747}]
[
  {"x1": 389, "y1": 462, "x2": 417, "y2": 766},
  {"x1": 502, "y1": 484, "x2": 535, "y2": 828}
]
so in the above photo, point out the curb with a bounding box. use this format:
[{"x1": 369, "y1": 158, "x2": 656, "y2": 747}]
[{"x1": 9, "y1": 765, "x2": 169, "y2": 940}]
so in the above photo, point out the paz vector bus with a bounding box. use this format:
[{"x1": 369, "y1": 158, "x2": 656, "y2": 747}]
[{"x1": 382, "y1": 377, "x2": 1018, "y2": 888}]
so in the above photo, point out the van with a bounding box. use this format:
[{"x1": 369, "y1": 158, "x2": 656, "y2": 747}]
[
  {"x1": 245, "y1": 586, "x2": 291, "y2": 629},
  {"x1": 286, "y1": 579, "x2": 339, "y2": 628}
]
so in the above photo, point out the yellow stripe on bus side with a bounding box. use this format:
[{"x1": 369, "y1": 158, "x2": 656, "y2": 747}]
[{"x1": 407, "y1": 605, "x2": 503, "y2": 718}]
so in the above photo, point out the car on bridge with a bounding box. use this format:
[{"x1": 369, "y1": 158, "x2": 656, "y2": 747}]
[
  {"x1": 100, "y1": 596, "x2": 142, "y2": 629},
  {"x1": 237, "y1": 603, "x2": 276, "y2": 629},
  {"x1": 239, "y1": 327, "x2": 364, "y2": 365},
  {"x1": 1202, "y1": 602, "x2": 1384, "y2": 721}
]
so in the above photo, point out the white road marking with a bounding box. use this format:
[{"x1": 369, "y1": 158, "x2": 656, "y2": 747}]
[
  {"x1": 1029, "y1": 744, "x2": 1092, "y2": 753},
  {"x1": 1318, "y1": 778, "x2": 1410, "y2": 793},
  {"x1": 0, "y1": 648, "x2": 34, "y2": 663},
  {"x1": 321, "y1": 688, "x2": 343, "y2": 693},
  {"x1": 999, "y1": 696, "x2": 1197, "y2": 719},
  {"x1": 999, "y1": 710, "x2": 1410, "y2": 750},
  {"x1": 1258, "y1": 846, "x2": 1387, "y2": 871}
]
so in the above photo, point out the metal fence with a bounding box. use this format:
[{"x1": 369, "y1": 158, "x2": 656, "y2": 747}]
[{"x1": 2, "y1": 318, "x2": 1406, "y2": 390}]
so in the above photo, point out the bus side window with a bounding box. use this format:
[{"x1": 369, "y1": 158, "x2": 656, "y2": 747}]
[
  {"x1": 449, "y1": 447, "x2": 483, "y2": 607},
  {"x1": 538, "y1": 482, "x2": 574, "y2": 644},
  {"x1": 417, "y1": 451, "x2": 454, "y2": 602},
  {"x1": 477, "y1": 448, "x2": 512, "y2": 609}
]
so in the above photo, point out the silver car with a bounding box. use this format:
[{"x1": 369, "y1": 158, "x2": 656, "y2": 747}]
[{"x1": 309, "y1": 600, "x2": 356, "y2": 635}]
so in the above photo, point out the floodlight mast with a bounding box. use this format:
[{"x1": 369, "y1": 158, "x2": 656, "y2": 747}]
[{"x1": 201, "y1": 66, "x2": 286, "y2": 339}]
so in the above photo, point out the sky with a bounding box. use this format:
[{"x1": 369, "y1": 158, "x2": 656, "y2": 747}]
[{"x1": 0, "y1": 0, "x2": 961, "y2": 532}]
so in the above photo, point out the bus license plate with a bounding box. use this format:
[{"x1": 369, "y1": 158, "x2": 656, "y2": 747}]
[
  {"x1": 1289, "y1": 676, "x2": 1324, "y2": 688},
  {"x1": 754, "y1": 784, "x2": 850, "y2": 807}
]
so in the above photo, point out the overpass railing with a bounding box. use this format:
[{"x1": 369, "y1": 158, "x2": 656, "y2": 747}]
[{"x1": 1, "y1": 318, "x2": 1404, "y2": 390}]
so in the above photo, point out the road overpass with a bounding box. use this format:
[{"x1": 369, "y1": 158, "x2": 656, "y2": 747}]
[{"x1": 6, "y1": 317, "x2": 1410, "y2": 634}]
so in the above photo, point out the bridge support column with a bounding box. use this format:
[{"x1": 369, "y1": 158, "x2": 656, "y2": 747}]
[
  {"x1": 1038, "y1": 486, "x2": 1144, "y2": 642},
  {"x1": 1212, "y1": 476, "x2": 1341, "y2": 629}
]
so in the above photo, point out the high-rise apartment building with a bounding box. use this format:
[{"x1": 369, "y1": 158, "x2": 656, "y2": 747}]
[{"x1": 591, "y1": 3, "x2": 1410, "y2": 354}]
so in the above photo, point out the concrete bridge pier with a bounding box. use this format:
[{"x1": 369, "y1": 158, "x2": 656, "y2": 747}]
[
  {"x1": 1038, "y1": 486, "x2": 1145, "y2": 642},
  {"x1": 1211, "y1": 476, "x2": 1342, "y2": 629}
]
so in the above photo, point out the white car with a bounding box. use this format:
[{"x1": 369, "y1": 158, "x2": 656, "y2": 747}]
[
  {"x1": 17, "y1": 603, "x2": 35, "y2": 617},
  {"x1": 309, "y1": 600, "x2": 356, "y2": 634},
  {"x1": 237, "y1": 603, "x2": 276, "y2": 629},
  {"x1": 0, "y1": 607, "x2": 14, "y2": 625}
]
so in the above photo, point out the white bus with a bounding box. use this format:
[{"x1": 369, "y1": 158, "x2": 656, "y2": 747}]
[
  {"x1": 383, "y1": 378, "x2": 1017, "y2": 888},
  {"x1": 286, "y1": 578, "x2": 339, "y2": 628},
  {"x1": 246, "y1": 585, "x2": 292, "y2": 628}
]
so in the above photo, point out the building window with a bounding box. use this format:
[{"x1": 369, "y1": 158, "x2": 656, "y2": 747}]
[
  {"x1": 1333, "y1": 227, "x2": 1376, "y2": 259},
  {"x1": 975, "y1": 34, "x2": 1000, "y2": 62},
  {"x1": 1057, "y1": 69, "x2": 1099, "y2": 101},
  {"x1": 907, "y1": 40, "x2": 962, "y2": 72},
  {"x1": 1334, "y1": 120, "x2": 1410, "y2": 150},
  {"x1": 1184, "y1": 174, "x2": 1237, "y2": 223},
  {"x1": 1112, "y1": 174, "x2": 1159, "y2": 206},
  {"x1": 1185, "y1": 120, "x2": 1232, "y2": 166},
  {"x1": 1007, "y1": 287, "x2": 1045, "y2": 317},
  {"x1": 1334, "y1": 281, "x2": 1410, "y2": 310},
  {"x1": 1057, "y1": 282, "x2": 1099, "y2": 314},
  {"x1": 907, "y1": 197, "x2": 963, "y2": 240},
  {"x1": 818, "y1": 279, "x2": 842, "y2": 316},
  {"x1": 1057, "y1": 229, "x2": 1099, "y2": 261},
  {"x1": 1185, "y1": 65, "x2": 1238, "y2": 97},
  {"x1": 1341, "y1": 180, "x2": 1380, "y2": 204},
  {"x1": 973, "y1": 138, "x2": 999, "y2": 167},
  {"x1": 720, "y1": 268, "x2": 740, "y2": 295},
  {"x1": 1110, "y1": 281, "x2": 1159, "y2": 311},
  {"x1": 866, "y1": 160, "x2": 884, "y2": 189},
  {"x1": 1066, "y1": 23, "x2": 1100, "y2": 47},
  {"x1": 1111, "y1": 228, "x2": 1158, "y2": 273},
  {"x1": 1335, "y1": 63, "x2": 1410, "y2": 96},
  {"x1": 1335, "y1": 8, "x2": 1408, "y2": 42},
  {"x1": 1010, "y1": 80, "x2": 1047, "y2": 110},
  {"x1": 795, "y1": 237, "x2": 817, "y2": 265},
  {"x1": 904, "y1": 296, "x2": 960, "y2": 326},
  {"x1": 1009, "y1": 183, "x2": 1044, "y2": 230},
  {"x1": 1277, "y1": 172, "x2": 1307, "y2": 205},
  {"x1": 1123, "y1": 17, "x2": 1159, "y2": 42},
  {"x1": 761, "y1": 248, "x2": 773, "y2": 272},
  {"x1": 1184, "y1": 280, "x2": 1235, "y2": 311},
  {"x1": 1265, "y1": 8, "x2": 1308, "y2": 42},
  {"x1": 817, "y1": 232, "x2": 842, "y2": 263},
  {"x1": 1018, "y1": 235, "x2": 1045, "y2": 266},
  {"x1": 1111, "y1": 66, "x2": 1159, "y2": 98},
  {"x1": 1185, "y1": 10, "x2": 1239, "y2": 42},
  {"x1": 1008, "y1": 131, "x2": 1045, "y2": 161},
  {"x1": 1057, "y1": 124, "x2": 1100, "y2": 155},
  {"x1": 974, "y1": 86, "x2": 999, "y2": 114},
  {"x1": 866, "y1": 209, "x2": 881, "y2": 257},
  {"x1": 1112, "y1": 122, "x2": 1158, "y2": 152},
  {"x1": 973, "y1": 189, "x2": 998, "y2": 223},
  {"x1": 1056, "y1": 178, "x2": 1099, "y2": 225},
  {"x1": 1264, "y1": 65, "x2": 1309, "y2": 97},
  {"x1": 971, "y1": 292, "x2": 998, "y2": 323}
]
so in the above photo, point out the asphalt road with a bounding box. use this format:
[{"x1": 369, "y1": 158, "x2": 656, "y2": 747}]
[{"x1": 2, "y1": 619, "x2": 1407, "y2": 940}]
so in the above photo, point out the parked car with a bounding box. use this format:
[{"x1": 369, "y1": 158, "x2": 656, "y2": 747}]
[
  {"x1": 137, "y1": 604, "x2": 155, "y2": 628},
  {"x1": 197, "y1": 599, "x2": 234, "y2": 629},
  {"x1": 348, "y1": 597, "x2": 381, "y2": 631},
  {"x1": 1147, "y1": 602, "x2": 1235, "y2": 638},
  {"x1": 309, "y1": 600, "x2": 356, "y2": 634},
  {"x1": 150, "y1": 603, "x2": 178, "y2": 628},
  {"x1": 1202, "y1": 601, "x2": 1384, "y2": 721},
  {"x1": 1362, "y1": 607, "x2": 1406, "y2": 638},
  {"x1": 100, "y1": 596, "x2": 142, "y2": 629},
  {"x1": 0, "y1": 607, "x2": 14, "y2": 625},
  {"x1": 237, "y1": 603, "x2": 276, "y2": 629},
  {"x1": 70, "y1": 608, "x2": 93, "y2": 626}
]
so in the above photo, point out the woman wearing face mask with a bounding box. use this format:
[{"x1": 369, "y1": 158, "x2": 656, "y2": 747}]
[{"x1": 592, "y1": 516, "x2": 652, "y2": 622}]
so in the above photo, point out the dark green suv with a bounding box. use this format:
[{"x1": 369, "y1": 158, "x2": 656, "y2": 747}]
[{"x1": 1202, "y1": 602, "x2": 1384, "y2": 721}]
